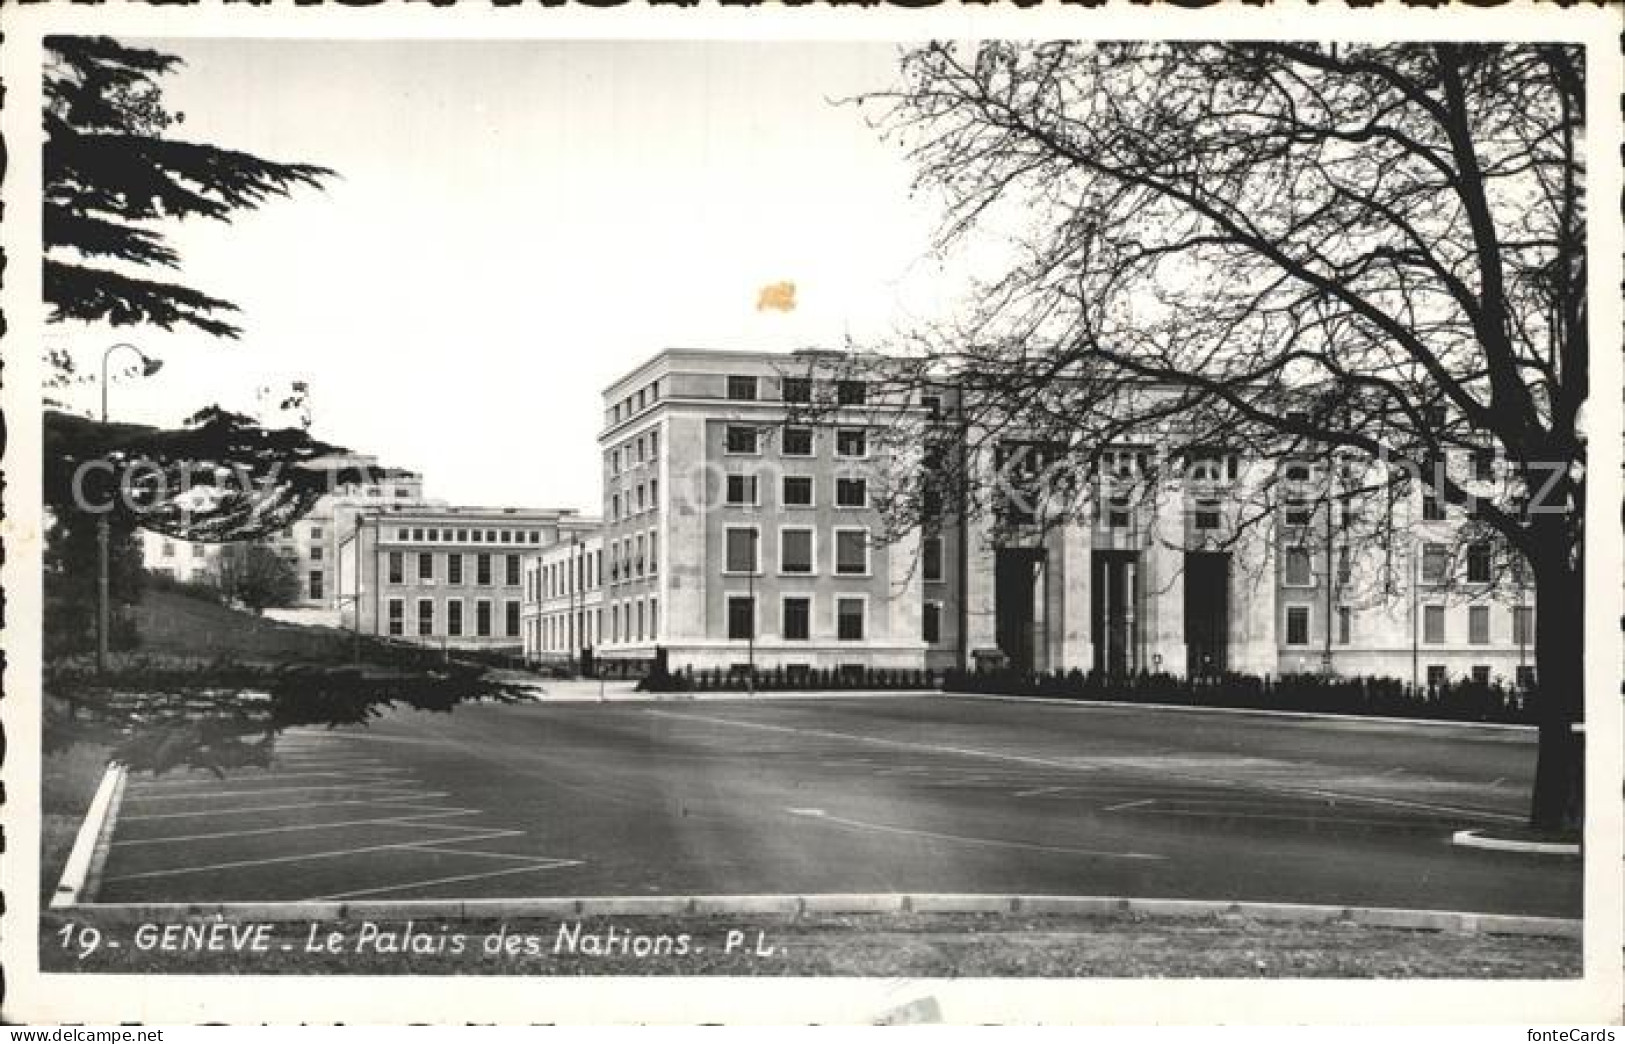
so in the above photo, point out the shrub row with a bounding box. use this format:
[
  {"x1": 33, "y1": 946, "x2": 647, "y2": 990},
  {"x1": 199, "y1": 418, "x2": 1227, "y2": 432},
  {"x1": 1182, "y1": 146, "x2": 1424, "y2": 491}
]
[
  {"x1": 940, "y1": 667, "x2": 1539, "y2": 724},
  {"x1": 639, "y1": 664, "x2": 937, "y2": 693}
]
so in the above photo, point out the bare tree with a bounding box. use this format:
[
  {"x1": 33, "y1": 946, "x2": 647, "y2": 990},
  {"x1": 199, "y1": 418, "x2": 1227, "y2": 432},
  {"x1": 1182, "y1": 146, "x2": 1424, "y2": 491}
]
[{"x1": 860, "y1": 41, "x2": 1585, "y2": 831}]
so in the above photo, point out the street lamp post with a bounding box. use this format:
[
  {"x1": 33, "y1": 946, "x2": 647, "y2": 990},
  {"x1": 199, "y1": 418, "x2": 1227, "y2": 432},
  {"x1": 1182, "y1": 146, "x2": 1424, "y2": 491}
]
[
  {"x1": 569, "y1": 533, "x2": 580, "y2": 675},
  {"x1": 97, "y1": 343, "x2": 163, "y2": 673}
]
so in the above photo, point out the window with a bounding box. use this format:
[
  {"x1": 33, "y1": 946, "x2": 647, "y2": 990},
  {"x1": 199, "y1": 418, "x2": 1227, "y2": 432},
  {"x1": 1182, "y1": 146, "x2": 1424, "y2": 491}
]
[
  {"x1": 1284, "y1": 498, "x2": 1312, "y2": 527},
  {"x1": 476, "y1": 600, "x2": 492, "y2": 638},
  {"x1": 387, "y1": 599, "x2": 404, "y2": 636},
  {"x1": 611, "y1": 493, "x2": 620, "y2": 521},
  {"x1": 837, "y1": 380, "x2": 866, "y2": 406},
  {"x1": 506, "y1": 554, "x2": 521, "y2": 586},
  {"x1": 635, "y1": 600, "x2": 645, "y2": 642},
  {"x1": 835, "y1": 428, "x2": 867, "y2": 458},
  {"x1": 1422, "y1": 492, "x2": 1445, "y2": 521},
  {"x1": 1427, "y1": 665, "x2": 1447, "y2": 688},
  {"x1": 923, "y1": 536, "x2": 943, "y2": 582},
  {"x1": 1107, "y1": 496, "x2": 1131, "y2": 529},
  {"x1": 923, "y1": 602, "x2": 942, "y2": 644},
  {"x1": 309, "y1": 571, "x2": 324, "y2": 601},
  {"x1": 1194, "y1": 505, "x2": 1222, "y2": 531},
  {"x1": 726, "y1": 474, "x2": 759, "y2": 506},
  {"x1": 388, "y1": 552, "x2": 404, "y2": 585},
  {"x1": 782, "y1": 427, "x2": 814, "y2": 457},
  {"x1": 635, "y1": 485, "x2": 645, "y2": 513},
  {"x1": 649, "y1": 597, "x2": 658, "y2": 640},
  {"x1": 921, "y1": 394, "x2": 942, "y2": 418},
  {"x1": 1471, "y1": 448, "x2": 1495, "y2": 481},
  {"x1": 1337, "y1": 606, "x2": 1351, "y2": 645},
  {"x1": 780, "y1": 528, "x2": 813, "y2": 574},
  {"x1": 649, "y1": 531, "x2": 659, "y2": 574},
  {"x1": 725, "y1": 528, "x2": 759, "y2": 573},
  {"x1": 1466, "y1": 542, "x2": 1491, "y2": 584},
  {"x1": 1471, "y1": 665, "x2": 1491, "y2": 685},
  {"x1": 419, "y1": 552, "x2": 434, "y2": 582},
  {"x1": 1421, "y1": 543, "x2": 1450, "y2": 584},
  {"x1": 1283, "y1": 548, "x2": 1312, "y2": 586},
  {"x1": 506, "y1": 600, "x2": 521, "y2": 638},
  {"x1": 310, "y1": 546, "x2": 324, "y2": 562},
  {"x1": 835, "y1": 477, "x2": 868, "y2": 508},
  {"x1": 782, "y1": 476, "x2": 814, "y2": 507},
  {"x1": 1423, "y1": 605, "x2": 1445, "y2": 644},
  {"x1": 1285, "y1": 606, "x2": 1309, "y2": 646},
  {"x1": 193, "y1": 543, "x2": 207, "y2": 558},
  {"x1": 447, "y1": 600, "x2": 463, "y2": 637},
  {"x1": 649, "y1": 479, "x2": 658, "y2": 510},
  {"x1": 781, "y1": 377, "x2": 812, "y2": 402},
  {"x1": 412, "y1": 528, "x2": 424, "y2": 542},
  {"x1": 476, "y1": 553, "x2": 492, "y2": 586},
  {"x1": 1516, "y1": 665, "x2": 1536, "y2": 690},
  {"x1": 448, "y1": 554, "x2": 463, "y2": 585},
  {"x1": 418, "y1": 599, "x2": 434, "y2": 637},
  {"x1": 1284, "y1": 462, "x2": 1313, "y2": 484},
  {"x1": 728, "y1": 596, "x2": 755, "y2": 640},
  {"x1": 397, "y1": 528, "x2": 410, "y2": 541},
  {"x1": 310, "y1": 526, "x2": 324, "y2": 540},
  {"x1": 1424, "y1": 404, "x2": 1448, "y2": 429},
  {"x1": 835, "y1": 529, "x2": 868, "y2": 575},
  {"x1": 725, "y1": 425, "x2": 759, "y2": 454},
  {"x1": 727, "y1": 375, "x2": 758, "y2": 401},
  {"x1": 1468, "y1": 605, "x2": 1490, "y2": 644},
  {"x1": 837, "y1": 598, "x2": 865, "y2": 641},
  {"x1": 782, "y1": 597, "x2": 810, "y2": 641},
  {"x1": 1336, "y1": 547, "x2": 1352, "y2": 586},
  {"x1": 1512, "y1": 606, "x2": 1533, "y2": 645},
  {"x1": 635, "y1": 534, "x2": 646, "y2": 576}
]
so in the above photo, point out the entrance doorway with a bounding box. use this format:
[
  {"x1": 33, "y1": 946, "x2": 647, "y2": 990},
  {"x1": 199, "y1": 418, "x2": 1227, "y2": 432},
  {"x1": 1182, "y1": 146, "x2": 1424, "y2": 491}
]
[
  {"x1": 1184, "y1": 551, "x2": 1230, "y2": 676},
  {"x1": 994, "y1": 547, "x2": 1045, "y2": 673},
  {"x1": 1091, "y1": 551, "x2": 1138, "y2": 675}
]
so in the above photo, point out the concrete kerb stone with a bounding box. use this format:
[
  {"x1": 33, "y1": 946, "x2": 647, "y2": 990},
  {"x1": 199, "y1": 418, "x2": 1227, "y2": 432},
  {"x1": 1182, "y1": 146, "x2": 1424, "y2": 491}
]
[
  {"x1": 51, "y1": 761, "x2": 127, "y2": 909},
  {"x1": 56, "y1": 894, "x2": 1582, "y2": 938},
  {"x1": 1451, "y1": 828, "x2": 1582, "y2": 857}
]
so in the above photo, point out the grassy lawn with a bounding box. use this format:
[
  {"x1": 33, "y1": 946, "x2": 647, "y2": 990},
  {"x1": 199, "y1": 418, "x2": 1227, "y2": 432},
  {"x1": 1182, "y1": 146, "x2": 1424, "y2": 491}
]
[
  {"x1": 37, "y1": 912, "x2": 1579, "y2": 978},
  {"x1": 126, "y1": 587, "x2": 356, "y2": 665},
  {"x1": 39, "y1": 730, "x2": 114, "y2": 903}
]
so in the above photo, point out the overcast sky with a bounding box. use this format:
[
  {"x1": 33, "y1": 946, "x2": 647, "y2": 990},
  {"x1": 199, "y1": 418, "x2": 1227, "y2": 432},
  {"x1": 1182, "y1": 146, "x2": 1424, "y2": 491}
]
[{"x1": 52, "y1": 39, "x2": 965, "y2": 512}]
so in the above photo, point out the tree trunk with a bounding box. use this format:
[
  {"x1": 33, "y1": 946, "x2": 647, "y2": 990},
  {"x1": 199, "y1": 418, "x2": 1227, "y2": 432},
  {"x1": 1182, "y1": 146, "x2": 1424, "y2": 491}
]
[{"x1": 1528, "y1": 559, "x2": 1584, "y2": 833}]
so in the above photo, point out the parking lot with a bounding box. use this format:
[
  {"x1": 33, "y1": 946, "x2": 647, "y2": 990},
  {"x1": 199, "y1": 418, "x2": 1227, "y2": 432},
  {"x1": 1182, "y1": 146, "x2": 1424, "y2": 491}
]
[{"x1": 92, "y1": 694, "x2": 1580, "y2": 917}]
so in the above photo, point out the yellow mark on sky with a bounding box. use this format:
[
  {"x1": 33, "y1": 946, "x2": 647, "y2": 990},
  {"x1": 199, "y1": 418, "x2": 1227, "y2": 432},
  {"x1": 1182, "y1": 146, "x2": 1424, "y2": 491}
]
[{"x1": 756, "y1": 281, "x2": 797, "y2": 313}]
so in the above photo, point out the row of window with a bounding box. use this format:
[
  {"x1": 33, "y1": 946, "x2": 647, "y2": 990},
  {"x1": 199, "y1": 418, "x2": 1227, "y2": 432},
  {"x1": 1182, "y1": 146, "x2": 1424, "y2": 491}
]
[
  {"x1": 1279, "y1": 543, "x2": 1520, "y2": 587},
  {"x1": 158, "y1": 540, "x2": 210, "y2": 559},
  {"x1": 722, "y1": 593, "x2": 944, "y2": 643},
  {"x1": 725, "y1": 374, "x2": 869, "y2": 406},
  {"x1": 387, "y1": 597, "x2": 520, "y2": 639},
  {"x1": 724, "y1": 425, "x2": 867, "y2": 458},
  {"x1": 1281, "y1": 604, "x2": 1533, "y2": 647},
  {"x1": 724, "y1": 526, "x2": 876, "y2": 576},
  {"x1": 390, "y1": 526, "x2": 543, "y2": 546},
  {"x1": 527, "y1": 609, "x2": 599, "y2": 655},
  {"x1": 608, "y1": 428, "x2": 661, "y2": 477},
  {"x1": 530, "y1": 549, "x2": 603, "y2": 602},
  {"x1": 386, "y1": 551, "x2": 521, "y2": 587},
  {"x1": 724, "y1": 473, "x2": 872, "y2": 510},
  {"x1": 609, "y1": 479, "x2": 658, "y2": 522},
  {"x1": 608, "y1": 379, "x2": 661, "y2": 427},
  {"x1": 607, "y1": 530, "x2": 660, "y2": 585}
]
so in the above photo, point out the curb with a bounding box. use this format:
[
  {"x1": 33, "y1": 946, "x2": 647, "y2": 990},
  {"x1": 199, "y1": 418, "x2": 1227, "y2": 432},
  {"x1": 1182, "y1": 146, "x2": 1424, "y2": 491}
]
[
  {"x1": 947, "y1": 692, "x2": 1549, "y2": 732},
  {"x1": 1451, "y1": 828, "x2": 1581, "y2": 857},
  {"x1": 55, "y1": 893, "x2": 1580, "y2": 938},
  {"x1": 50, "y1": 761, "x2": 127, "y2": 909}
]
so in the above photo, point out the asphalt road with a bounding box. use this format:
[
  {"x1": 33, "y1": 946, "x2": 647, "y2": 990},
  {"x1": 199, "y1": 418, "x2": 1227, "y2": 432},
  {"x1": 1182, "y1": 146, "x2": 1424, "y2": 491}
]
[{"x1": 95, "y1": 694, "x2": 1581, "y2": 916}]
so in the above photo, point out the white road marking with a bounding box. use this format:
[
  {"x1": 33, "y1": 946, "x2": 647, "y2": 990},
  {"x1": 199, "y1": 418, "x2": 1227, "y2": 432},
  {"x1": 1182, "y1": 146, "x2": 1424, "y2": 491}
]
[
  {"x1": 105, "y1": 830, "x2": 527, "y2": 882},
  {"x1": 115, "y1": 809, "x2": 482, "y2": 846},
  {"x1": 1103, "y1": 798, "x2": 1156, "y2": 812},
  {"x1": 311, "y1": 860, "x2": 582, "y2": 901},
  {"x1": 784, "y1": 808, "x2": 1163, "y2": 861},
  {"x1": 127, "y1": 769, "x2": 409, "y2": 789},
  {"x1": 122, "y1": 782, "x2": 418, "y2": 802},
  {"x1": 120, "y1": 792, "x2": 453, "y2": 821},
  {"x1": 655, "y1": 709, "x2": 1523, "y2": 824},
  {"x1": 1013, "y1": 786, "x2": 1066, "y2": 798}
]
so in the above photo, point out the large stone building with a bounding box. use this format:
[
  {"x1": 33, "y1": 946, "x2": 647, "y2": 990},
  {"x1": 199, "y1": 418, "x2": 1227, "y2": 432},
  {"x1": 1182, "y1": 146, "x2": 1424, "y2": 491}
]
[
  {"x1": 519, "y1": 524, "x2": 604, "y2": 665},
  {"x1": 338, "y1": 505, "x2": 583, "y2": 651},
  {"x1": 577, "y1": 347, "x2": 1538, "y2": 688}
]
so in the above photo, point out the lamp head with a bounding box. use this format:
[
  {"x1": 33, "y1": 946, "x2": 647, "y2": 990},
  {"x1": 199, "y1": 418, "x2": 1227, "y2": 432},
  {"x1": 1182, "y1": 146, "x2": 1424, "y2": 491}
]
[{"x1": 141, "y1": 357, "x2": 165, "y2": 377}]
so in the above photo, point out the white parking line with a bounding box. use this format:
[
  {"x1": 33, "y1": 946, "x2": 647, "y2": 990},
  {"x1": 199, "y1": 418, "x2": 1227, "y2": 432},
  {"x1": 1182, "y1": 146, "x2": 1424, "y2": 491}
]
[
  {"x1": 1014, "y1": 786, "x2": 1067, "y2": 798},
  {"x1": 120, "y1": 792, "x2": 453, "y2": 821},
  {"x1": 106, "y1": 830, "x2": 527, "y2": 882},
  {"x1": 127, "y1": 770, "x2": 411, "y2": 789},
  {"x1": 115, "y1": 809, "x2": 483, "y2": 846},
  {"x1": 1103, "y1": 798, "x2": 1155, "y2": 812},
  {"x1": 784, "y1": 808, "x2": 1163, "y2": 861},
  {"x1": 122, "y1": 782, "x2": 420, "y2": 802},
  {"x1": 311, "y1": 860, "x2": 582, "y2": 901}
]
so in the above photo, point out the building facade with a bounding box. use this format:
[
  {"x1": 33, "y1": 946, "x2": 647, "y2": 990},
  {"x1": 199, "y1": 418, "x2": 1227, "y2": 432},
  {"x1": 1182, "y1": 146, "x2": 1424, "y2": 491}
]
[
  {"x1": 338, "y1": 506, "x2": 581, "y2": 651},
  {"x1": 587, "y1": 347, "x2": 1538, "y2": 688},
  {"x1": 520, "y1": 523, "x2": 604, "y2": 665}
]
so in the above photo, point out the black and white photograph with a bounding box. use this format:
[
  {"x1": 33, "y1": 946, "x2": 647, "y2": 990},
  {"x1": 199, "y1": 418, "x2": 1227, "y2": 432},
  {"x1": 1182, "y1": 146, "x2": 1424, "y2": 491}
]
[{"x1": 3, "y1": 2, "x2": 1621, "y2": 1026}]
